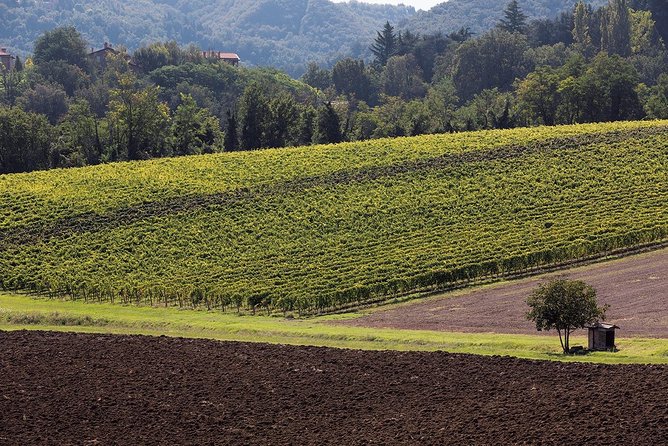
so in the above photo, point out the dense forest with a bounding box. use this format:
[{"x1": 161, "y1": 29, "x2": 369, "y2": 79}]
[
  {"x1": 0, "y1": 0, "x2": 609, "y2": 75},
  {"x1": 1, "y1": 0, "x2": 667, "y2": 175},
  {"x1": 404, "y1": 0, "x2": 605, "y2": 35}
]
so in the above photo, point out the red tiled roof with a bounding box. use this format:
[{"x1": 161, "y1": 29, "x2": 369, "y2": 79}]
[
  {"x1": 202, "y1": 51, "x2": 240, "y2": 60},
  {"x1": 0, "y1": 48, "x2": 12, "y2": 57}
]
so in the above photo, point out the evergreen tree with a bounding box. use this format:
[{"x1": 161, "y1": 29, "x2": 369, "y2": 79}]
[
  {"x1": 238, "y1": 83, "x2": 268, "y2": 150},
  {"x1": 14, "y1": 56, "x2": 23, "y2": 72},
  {"x1": 223, "y1": 110, "x2": 239, "y2": 152},
  {"x1": 314, "y1": 102, "x2": 342, "y2": 144},
  {"x1": 370, "y1": 22, "x2": 397, "y2": 66},
  {"x1": 498, "y1": 0, "x2": 528, "y2": 34}
]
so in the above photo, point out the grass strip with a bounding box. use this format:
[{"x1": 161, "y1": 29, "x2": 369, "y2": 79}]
[{"x1": 1, "y1": 293, "x2": 666, "y2": 364}]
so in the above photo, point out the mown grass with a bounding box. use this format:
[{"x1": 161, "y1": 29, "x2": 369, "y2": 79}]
[{"x1": 2, "y1": 293, "x2": 666, "y2": 364}]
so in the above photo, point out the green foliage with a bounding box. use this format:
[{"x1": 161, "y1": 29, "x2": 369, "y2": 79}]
[
  {"x1": 602, "y1": 0, "x2": 632, "y2": 57},
  {"x1": 644, "y1": 73, "x2": 668, "y2": 118},
  {"x1": 17, "y1": 83, "x2": 69, "y2": 125},
  {"x1": 266, "y1": 93, "x2": 298, "y2": 148},
  {"x1": 516, "y1": 66, "x2": 562, "y2": 125},
  {"x1": 301, "y1": 63, "x2": 332, "y2": 91},
  {"x1": 573, "y1": 1, "x2": 595, "y2": 56},
  {"x1": 0, "y1": 106, "x2": 52, "y2": 174},
  {"x1": 107, "y1": 74, "x2": 170, "y2": 160},
  {"x1": 32, "y1": 26, "x2": 88, "y2": 70},
  {"x1": 405, "y1": 0, "x2": 607, "y2": 37},
  {"x1": 381, "y1": 54, "x2": 427, "y2": 100},
  {"x1": 238, "y1": 83, "x2": 269, "y2": 150},
  {"x1": 527, "y1": 278, "x2": 607, "y2": 353},
  {"x1": 371, "y1": 21, "x2": 398, "y2": 66},
  {"x1": 332, "y1": 59, "x2": 371, "y2": 103},
  {"x1": 52, "y1": 99, "x2": 101, "y2": 167},
  {"x1": 630, "y1": 0, "x2": 668, "y2": 44},
  {"x1": 133, "y1": 41, "x2": 201, "y2": 73},
  {"x1": 577, "y1": 52, "x2": 641, "y2": 122},
  {"x1": 223, "y1": 110, "x2": 240, "y2": 152},
  {"x1": 171, "y1": 94, "x2": 221, "y2": 156},
  {"x1": 36, "y1": 60, "x2": 89, "y2": 96},
  {"x1": 498, "y1": 0, "x2": 529, "y2": 34},
  {"x1": 314, "y1": 102, "x2": 342, "y2": 144},
  {"x1": 451, "y1": 29, "x2": 531, "y2": 101}
]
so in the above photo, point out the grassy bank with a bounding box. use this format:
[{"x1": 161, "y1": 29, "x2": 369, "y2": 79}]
[{"x1": 1, "y1": 293, "x2": 666, "y2": 364}]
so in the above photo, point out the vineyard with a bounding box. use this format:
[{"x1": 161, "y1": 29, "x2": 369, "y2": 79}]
[{"x1": 0, "y1": 121, "x2": 667, "y2": 314}]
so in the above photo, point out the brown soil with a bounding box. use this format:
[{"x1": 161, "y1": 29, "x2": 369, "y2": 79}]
[
  {"x1": 343, "y1": 248, "x2": 668, "y2": 337},
  {"x1": 1, "y1": 331, "x2": 667, "y2": 445}
]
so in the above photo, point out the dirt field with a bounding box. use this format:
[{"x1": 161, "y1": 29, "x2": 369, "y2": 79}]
[
  {"x1": 1, "y1": 331, "x2": 667, "y2": 445},
  {"x1": 344, "y1": 248, "x2": 668, "y2": 337}
]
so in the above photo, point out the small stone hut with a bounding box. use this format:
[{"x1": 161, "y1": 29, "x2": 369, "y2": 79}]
[{"x1": 586, "y1": 323, "x2": 619, "y2": 351}]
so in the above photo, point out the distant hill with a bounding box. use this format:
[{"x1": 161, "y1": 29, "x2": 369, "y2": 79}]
[
  {"x1": 1, "y1": 0, "x2": 605, "y2": 75},
  {"x1": 400, "y1": 0, "x2": 608, "y2": 36}
]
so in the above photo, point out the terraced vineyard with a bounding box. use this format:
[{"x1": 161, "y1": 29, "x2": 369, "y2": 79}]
[{"x1": 0, "y1": 121, "x2": 667, "y2": 314}]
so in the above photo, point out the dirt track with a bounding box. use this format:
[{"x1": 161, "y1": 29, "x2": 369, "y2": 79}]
[
  {"x1": 344, "y1": 248, "x2": 668, "y2": 337},
  {"x1": 1, "y1": 331, "x2": 667, "y2": 445}
]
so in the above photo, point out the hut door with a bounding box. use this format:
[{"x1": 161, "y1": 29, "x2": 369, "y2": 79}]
[{"x1": 605, "y1": 330, "x2": 615, "y2": 349}]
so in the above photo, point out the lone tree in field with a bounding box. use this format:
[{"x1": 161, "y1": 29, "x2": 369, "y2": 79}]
[{"x1": 526, "y1": 278, "x2": 607, "y2": 354}]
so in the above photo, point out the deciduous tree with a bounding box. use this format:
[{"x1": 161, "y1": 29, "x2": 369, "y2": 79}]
[
  {"x1": 527, "y1": 278, "x2": 607, "y2": 354},
  {"x1": 314, "y1": 102, "x2": 342, "y2": 144}
]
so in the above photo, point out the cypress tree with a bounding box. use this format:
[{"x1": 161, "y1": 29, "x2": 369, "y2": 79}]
[
  {"x1": 223, "y1": 110, "x2": 239, "y2": 152},
  {"x1": 238, "y1": 83, "x2": 268, "y2": 150}
]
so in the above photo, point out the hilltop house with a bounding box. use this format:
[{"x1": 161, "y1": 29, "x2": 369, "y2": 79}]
[
  {"x1": 0, "y1": 47, "x2": 15, "y2": 71},
  {"x1": 202, "y1": 51, "x2": 240, "y2": 66},
  {"x1": 89, "y1": 42, "x2": 133, "y2": 69}
]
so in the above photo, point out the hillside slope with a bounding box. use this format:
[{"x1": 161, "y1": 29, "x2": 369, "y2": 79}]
[
  {"x1": 0, "y1": 0, "x2": 604, "y2": 75},
  {"x1": 401, "y1": 0, "x2": 607, "y2": 35},
  {"x1": 1, "y1": 121, "x2": 666, "y2": 314}
]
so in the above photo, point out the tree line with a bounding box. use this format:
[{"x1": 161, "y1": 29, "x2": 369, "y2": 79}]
[
  {"x1": 1, "y1": 0, "x2": 668, "y2": 174},
  {"x1": 300, "y1": 0, "x2": 668, "y2": 139}
]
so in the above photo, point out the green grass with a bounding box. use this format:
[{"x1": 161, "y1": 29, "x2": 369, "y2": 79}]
[{"x1": 2, "y1": 292, "x2": 667, "y2": 364}]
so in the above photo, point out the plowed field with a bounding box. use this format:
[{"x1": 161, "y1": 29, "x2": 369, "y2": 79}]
[
  {"x1": 1, "y1": 331, "x2": 667, "y2": 445},
  {"x1": 345, "y1": 248, "x2": 668, "y2": 337}
]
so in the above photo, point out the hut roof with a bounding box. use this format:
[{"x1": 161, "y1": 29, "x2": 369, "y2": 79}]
[{"x1": 586, "y1": 323, "x2": 620, "y2": 330}]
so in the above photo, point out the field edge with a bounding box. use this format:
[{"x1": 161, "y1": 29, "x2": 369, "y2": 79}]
[{"x1": 2, "y1": 293, "x2": 667, "y2": 365}]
